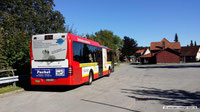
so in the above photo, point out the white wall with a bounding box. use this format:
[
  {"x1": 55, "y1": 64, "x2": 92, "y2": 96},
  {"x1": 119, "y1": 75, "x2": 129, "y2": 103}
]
[
  {"x1": 144, "y1": 48, "x2": 150, "y2": 55},
  {"x1": 196, "y1": 48, "x2": 200, "y2": 61}
]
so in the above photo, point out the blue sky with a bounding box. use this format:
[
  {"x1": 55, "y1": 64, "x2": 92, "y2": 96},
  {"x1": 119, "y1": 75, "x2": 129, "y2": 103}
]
[{"x1": 54, "y1": 0, "x2": 200, "y2": 46}]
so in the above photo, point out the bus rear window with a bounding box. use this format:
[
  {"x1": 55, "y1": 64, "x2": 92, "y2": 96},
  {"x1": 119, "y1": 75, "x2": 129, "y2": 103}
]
[{"x1": 32, "y1": 35, "x2": 67, "y2": 61}]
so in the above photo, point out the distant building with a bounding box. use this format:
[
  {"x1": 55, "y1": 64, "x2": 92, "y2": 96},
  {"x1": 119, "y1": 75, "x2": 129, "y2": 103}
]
[
  {"x1": 156, "y1": 48, "x2": 180, "y2": 63},
  {"x1": 140, "y1": 38, "x2": 181, "y2": 64},
  {"x1": 135, "y1": 48, "x2": 150, "y2": 63},
  {"x1": 140, "y1": 53, "x2": 156, "y2": 64},
  {"x1": 180, "y1": 46, "x2": 200, "y2": 62},
  {"x1": 150, "y1": 38, "x2": 181, "y2": 52}
]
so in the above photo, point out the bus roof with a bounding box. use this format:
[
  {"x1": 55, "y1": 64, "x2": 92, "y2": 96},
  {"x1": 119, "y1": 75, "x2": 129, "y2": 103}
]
[
  {"x1": 68, "y1": 33, "x2": 113, "y2": 50},
  {"x1": 32, "y1": 33, "x2": 113, "y2": 50},
  {"x1": 100, "y1": 45, "x2": 113, "y2": 50},
  {"x1": 68, "y1": 33, "x2": 101, "y2": 47},
  {"x1": 32, "y1": 33, "x2": 67, "y2": 37}
]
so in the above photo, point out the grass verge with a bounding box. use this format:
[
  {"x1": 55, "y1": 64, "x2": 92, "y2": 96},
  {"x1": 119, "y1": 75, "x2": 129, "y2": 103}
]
[{"x1": 0, "y1": 85, "x2": 22, "y2": 94}]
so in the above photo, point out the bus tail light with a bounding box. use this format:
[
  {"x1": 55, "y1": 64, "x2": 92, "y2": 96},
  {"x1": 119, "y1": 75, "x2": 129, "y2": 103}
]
[{"x1": 68, "y1": 66, "x2": 73, "y2": 75}]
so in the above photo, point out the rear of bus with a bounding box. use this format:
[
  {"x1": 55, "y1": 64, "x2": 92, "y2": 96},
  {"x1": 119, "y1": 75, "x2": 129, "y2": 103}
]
[{"x1": 31, "y1": 33, "x2": 72, "y2": 85}]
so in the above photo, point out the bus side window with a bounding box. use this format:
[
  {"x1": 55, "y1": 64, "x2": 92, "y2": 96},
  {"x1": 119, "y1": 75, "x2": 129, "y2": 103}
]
[
  {"x1": 83, "y1": 44, "x2": 98, "y2": 63},
  {"x1": 73, "y1": 41, "x2": 84, "y2": 63},
  {"x1": 73, "y1": 41, "x2": 102, "y2": 63},
  {"x1": 88, "y1": 54, "x2": 93, "y2": 62}
]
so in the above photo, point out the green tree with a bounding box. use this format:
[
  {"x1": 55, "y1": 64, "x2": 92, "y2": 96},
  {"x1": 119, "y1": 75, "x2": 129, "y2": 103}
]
[
  {"x1": 87, "y1": 30, "x2": 123, "y2": 51},
  {"x1": 194, "y1": 41, "x2": 197, "y2": 46},
  {"x1": 0, "y1": 0, "x2": 65, "y2": 36},
  {"x1": 174, "y1": 33, "x2": 178, "y2": 42},
  {"x1": 190, "y1": 40, "x2": 193, "y2": 46},
  {"x1": 121, "y1": 36, "x2": 138, "y2": 61},
  {"x1": 0, "y1": 30, "x2": 7, "y2": 69},
  {"x1": 0, "y1": 0, "x2": 66, "y2": 74},
  {"x1": 65, "y1": 24, "x2": 78, "y2": 35}
]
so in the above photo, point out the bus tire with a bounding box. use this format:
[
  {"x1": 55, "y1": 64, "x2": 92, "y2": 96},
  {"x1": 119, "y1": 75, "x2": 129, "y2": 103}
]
[
  {"x1": 107, "y1": 67, "x2": 111, "y2": 77},
  {"x1": 86, "y1": 71, "x2": 93, "y2": 85}
]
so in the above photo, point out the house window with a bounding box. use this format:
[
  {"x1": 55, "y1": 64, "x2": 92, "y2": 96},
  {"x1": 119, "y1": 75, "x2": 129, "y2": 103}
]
[{"x1": 162, "y1": 41, "x2": 165, "y2": 49}]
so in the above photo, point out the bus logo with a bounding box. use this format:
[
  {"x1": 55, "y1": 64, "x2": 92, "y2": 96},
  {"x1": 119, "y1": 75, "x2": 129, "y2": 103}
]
[
  {"x1": 57, "y1": 38, "x2": 64, "y2": 45},
  {"x1": 37, "y1": 69, "x2": 51, "y2": 74},
  {"x1": 56, "y1": 69, "x2": 65, "y2": 76}
]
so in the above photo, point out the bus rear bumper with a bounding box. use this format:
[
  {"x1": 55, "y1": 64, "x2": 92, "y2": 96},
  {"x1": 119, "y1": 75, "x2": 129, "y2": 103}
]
[{"x1": 31, "y1": 77, "x2": 74, "y2": 85}]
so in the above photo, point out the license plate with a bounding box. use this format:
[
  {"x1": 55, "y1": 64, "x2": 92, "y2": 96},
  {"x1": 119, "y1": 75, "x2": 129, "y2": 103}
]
[{"x1": 45, "y1": 79, "x2": 54, "y2": 82}]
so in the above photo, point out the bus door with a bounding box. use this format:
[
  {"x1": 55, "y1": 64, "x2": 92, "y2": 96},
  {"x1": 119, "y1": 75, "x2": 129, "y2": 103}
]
[
  {"x1": 102, "y1": 48, "x2": 107, "y2": 75},
  {"x1": 97, "y1": 48, "x2": 103, "y2": 77}
]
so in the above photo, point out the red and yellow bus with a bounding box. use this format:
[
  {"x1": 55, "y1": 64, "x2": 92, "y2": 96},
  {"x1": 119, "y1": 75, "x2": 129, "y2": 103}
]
[{"x1": 31, "y1": 33, "x2": 114, "y2": 85}]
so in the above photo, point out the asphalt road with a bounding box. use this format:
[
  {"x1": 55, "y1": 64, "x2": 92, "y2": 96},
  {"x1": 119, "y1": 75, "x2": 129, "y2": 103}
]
[{"x1": 0, "y1": 63, "x2": 200, "y2": 112}]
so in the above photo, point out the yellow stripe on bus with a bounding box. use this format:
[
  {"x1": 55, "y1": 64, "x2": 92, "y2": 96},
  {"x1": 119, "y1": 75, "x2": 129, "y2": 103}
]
[
  {"x1": 80, "y1": 62, "x2": 98, "y2": 67},
  {"x1": 82, "y1": 72, "x2": 99, "y2": 77},
  {"x1": 94, "y1": 72, "x2": 98, "y2": 74},
  {"x1": 107, "y1": 61, "x2": 112, "y2": 64},
  {"x1": 103, "y1": 69, "x2": 108, "y2": 72},
  {"x1": 82, "y1": 74, "x2": 89, "y2": 77}
]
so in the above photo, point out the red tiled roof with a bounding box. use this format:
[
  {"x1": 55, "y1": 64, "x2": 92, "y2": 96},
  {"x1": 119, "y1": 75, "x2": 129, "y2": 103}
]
[
  {"x1": 150, "y1": 38, "x2": 181, "y2": 51},
  {"x1": 136, "y1": 49, "x2": 145, "y2": 53},
  {"x1": 136, "y1": 48, "x2": 149, "y2": 55},
  {"x1": 180, "y1": 46, "x2": 200, "y2": 56},
  {"x1": 140, "y1": 53, "x2": 155, "y2": 58}
]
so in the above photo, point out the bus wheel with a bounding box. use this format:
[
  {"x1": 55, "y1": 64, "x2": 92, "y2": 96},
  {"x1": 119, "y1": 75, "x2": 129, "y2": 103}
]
[
  {"x1": 107, "y1": 68, "x2": 111, "y2": 77},
  {"x1": 87, "y1": 71, "x2": 93, "y2": 85}
]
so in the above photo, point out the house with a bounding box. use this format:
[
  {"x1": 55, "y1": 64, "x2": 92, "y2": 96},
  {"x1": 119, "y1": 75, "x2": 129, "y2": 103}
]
[
  {"x1": 150, "y1": 38, "x2": 181, "y2": 53},
  {"x1": 135, "y1": 48, "x2": 150, "y2": 63},
  {"x1": 140, "y1": 53, "x2": 156, "y2": 64},
  {"x1": 140, "y1": 38, "x2": 181, "y2": 64},
  {"x1": 180, "y1": 46, "x2": 200, "y2": 62},
  {"x1": 136, "y1": 48, "x2": 150, "y2": 56},
  {"x1": 156, "y1": 48, "x2": 181, "y2": 63}
]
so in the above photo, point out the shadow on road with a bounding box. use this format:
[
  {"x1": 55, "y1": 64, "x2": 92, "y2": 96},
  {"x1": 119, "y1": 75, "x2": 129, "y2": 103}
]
[
  {"x1": 24, "y1": 85, "x2": 81, "y2": 92},
  {"x1": 121, "y1": 87, "x2": 200, "y2": 107},
  {"x1": 135, "y1": 65, "x2": 200, "y2": 69},
  {"x1": 16, "y1": 74, "x2": 107, "y2": 92},
  {"x1": 81, "y1": 99, "x2": 140, "y2": 112},
  {"x1": 130, "y1": 63, "x2": 140, "y2": 65},
  {"x1": 16, "y1": 75, "x2": 81, "y2": 92}
]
